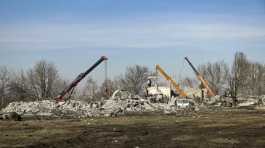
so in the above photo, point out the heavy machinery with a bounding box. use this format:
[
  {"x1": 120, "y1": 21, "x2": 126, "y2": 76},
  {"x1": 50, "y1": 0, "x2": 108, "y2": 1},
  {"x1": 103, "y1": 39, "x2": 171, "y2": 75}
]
[
  {"x1": 184, "y1": 57, "x2": 215, "y2": 97},
  {"x1": 145, "y1": 75, "x2": 171, "y2": 103},
  {"x1": 155, "y1": 64, "x2": 187, "y2": 97},
  {"x1": 55, "y1": 56, "x2": 108, "y2": 102}
]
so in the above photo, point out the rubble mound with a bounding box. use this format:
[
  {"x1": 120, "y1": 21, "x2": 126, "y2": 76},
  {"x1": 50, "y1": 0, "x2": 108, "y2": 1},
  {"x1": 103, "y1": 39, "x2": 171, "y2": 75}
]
[
  {"x1": 100, "y1": 97, "x2": 156, "y2": 116},
  {"x1": 1, "y1": 90, "x2": 200, "y2": 118},
  {"x1": 1, "y1": 100, "x2": 100, "y2": 118},
  {"x1": 1, "y1": 98, "x2": 159, "y2": 118},
  {"x1": 2, "y1": 100, "x2": 57, "y2": 116},
  {"x1": 100, "y1": 90, "x2": 193, "y2": 116},
  {"x1": 100, "y1": 89, "x2": 158, "y2": 116}
]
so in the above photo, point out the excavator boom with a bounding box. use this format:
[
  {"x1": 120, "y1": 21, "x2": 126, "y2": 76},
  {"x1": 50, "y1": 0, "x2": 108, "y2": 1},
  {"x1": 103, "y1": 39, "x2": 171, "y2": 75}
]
[
  {"x1": 56, "y1": 56, "x2": 108, "y2": 102},
  {"x1": 156, "y1": 64, "x2": 187, "y2": 97},
  {"x1": 184, "y1": 57, "x2": 215, "y2": 97}
]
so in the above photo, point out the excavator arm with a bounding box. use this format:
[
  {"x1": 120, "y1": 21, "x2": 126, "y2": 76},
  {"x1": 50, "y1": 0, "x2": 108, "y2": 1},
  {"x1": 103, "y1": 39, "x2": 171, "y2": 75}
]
[
  {"x1": 184, "y1": 57, "x2": 215, "y2": 97},
  {"x1": 55, "y1": 56, "x2": 108, "y2": 102},
  {"x1": 155, "y1": 64, "x2": 187, "y2": 97}
]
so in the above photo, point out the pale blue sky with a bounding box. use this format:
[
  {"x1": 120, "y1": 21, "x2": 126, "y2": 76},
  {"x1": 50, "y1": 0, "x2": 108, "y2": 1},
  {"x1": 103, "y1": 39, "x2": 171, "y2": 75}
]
[{"x1": 0, "y1": 0, "x2": 264, "y2": 83}]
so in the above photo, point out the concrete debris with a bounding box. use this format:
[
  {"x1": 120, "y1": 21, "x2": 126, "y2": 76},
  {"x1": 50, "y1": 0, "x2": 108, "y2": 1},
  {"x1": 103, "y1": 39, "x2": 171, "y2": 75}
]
[
  {"x1": 101, "y1": 90, "x2": 163, "y2": 116},
  {"x1": 204, "y1": 95, "x2": 221, "y2": 105},
  {"x1": 1, "y1": 92, "x2": 195, "y2": 118},
  {"x1": 2, "y1": 100, "x2": 57, "y2": 116},
  {"x1": 110, "y1": 89, "x2": 133, "y2": 100},
  {"x1": 237, "y1": 98, "x2": 258, "y2": 107},
  {"x1": 1, "y1": 100, "x2": 100, "y2": 118},
  {"x1": 2, "y1": 89, "x2": 264, "y2": 118}
]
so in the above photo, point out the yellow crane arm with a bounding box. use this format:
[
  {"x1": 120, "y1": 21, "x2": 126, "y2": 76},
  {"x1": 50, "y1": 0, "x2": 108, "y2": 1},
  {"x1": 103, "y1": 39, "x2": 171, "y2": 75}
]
[{"x1": 155, "y1": 64, "x2": 187, "y2": 97}]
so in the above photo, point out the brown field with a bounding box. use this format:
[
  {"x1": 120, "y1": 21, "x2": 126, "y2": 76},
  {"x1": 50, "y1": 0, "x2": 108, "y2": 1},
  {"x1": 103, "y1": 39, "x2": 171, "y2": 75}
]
[{"x1": 1, "y1": 109, "x2": 265, "y2": 148}]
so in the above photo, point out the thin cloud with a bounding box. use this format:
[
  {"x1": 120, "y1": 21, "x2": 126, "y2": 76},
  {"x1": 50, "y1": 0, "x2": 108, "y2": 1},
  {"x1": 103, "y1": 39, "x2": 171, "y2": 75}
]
[{"x1": 0, "y1": 21, "x2": 264, "y2": 50}]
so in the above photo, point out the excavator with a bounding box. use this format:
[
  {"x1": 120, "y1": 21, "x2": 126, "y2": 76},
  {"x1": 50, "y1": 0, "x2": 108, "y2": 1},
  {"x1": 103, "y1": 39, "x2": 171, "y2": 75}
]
[
  {"x1": 184, "y1": 57, "x2": 215, "y2": 97},
  {"x1": 155, "y1": 64, "x2": 187, "y2": 97},
  {"x1": 55, "y1": 56, "x2": 108, "y2": 102}
]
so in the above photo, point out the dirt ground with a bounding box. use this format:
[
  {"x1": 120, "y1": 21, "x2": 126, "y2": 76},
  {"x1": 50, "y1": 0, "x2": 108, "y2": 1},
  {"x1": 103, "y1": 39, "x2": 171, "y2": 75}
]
[{"x1": 1, "y1": 109, "x2": 265, "y2": 148}]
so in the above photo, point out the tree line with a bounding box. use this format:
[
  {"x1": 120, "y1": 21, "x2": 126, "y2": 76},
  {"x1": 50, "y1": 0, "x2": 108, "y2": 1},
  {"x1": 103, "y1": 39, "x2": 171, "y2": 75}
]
[
  {"x1": 198, "y1": 52, "x2": 265, "y2": 98},
  {"x1": 0, "y1": 61, "x2": 151, "y2": 109},
  {"x1": 0, "y1": 52, "x2": 264, "y2": 109}
]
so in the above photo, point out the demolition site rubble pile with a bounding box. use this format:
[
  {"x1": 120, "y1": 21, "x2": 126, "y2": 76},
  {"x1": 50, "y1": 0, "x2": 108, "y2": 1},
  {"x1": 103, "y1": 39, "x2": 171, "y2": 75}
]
[
  {"x1": 2, "y1": 89, "x2": 265, "y2": 118},
  {"x1": 1, "y1": 99, "x2": 175, "y2": 118},
  {"x1": 100, "y1": 89, "x2": 190, "y2": 116},
  {"x1": 1, "y1": 100, "x2": 101, "y2": 118},
  {"x1": 1, "y1": 90, "x2": 187, "y2": 117}
]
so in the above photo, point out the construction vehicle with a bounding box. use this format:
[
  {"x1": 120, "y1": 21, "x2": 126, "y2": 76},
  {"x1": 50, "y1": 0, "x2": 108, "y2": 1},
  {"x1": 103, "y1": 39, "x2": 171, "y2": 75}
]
[
  {"x1": 55, "y1": 56, "x2": 108, "y2": 102},
  {"x1": 184, "y1": 57, "x2": 215, "y2": 97},
  {"x1": 145, "y1": 76, "x2": 171, "y2": 103},
  {"x1": 155, "y1": 64, "x2": 187, "y2": 97}
]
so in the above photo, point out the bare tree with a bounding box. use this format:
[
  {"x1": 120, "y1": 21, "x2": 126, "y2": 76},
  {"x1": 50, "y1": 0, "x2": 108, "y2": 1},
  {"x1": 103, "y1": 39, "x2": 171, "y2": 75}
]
[
  {"x1": 27, "y1": 60, "x2": 59, "y2": 100},
  {"x1": 82, "y1": 77, "x2": 98, "y2": 100},
  {"x1": 198, "y1": 61, "x2": 230, "y2": 95},
  {"x1": 8, "y1": 70, "x2": 35, "y2": 101},
  {"x1": 247, "y1": 62, "x2": 265, "y2": 95},
  {"x1": 0, "y1": 66, "x2": 10, "y2": 108},
  {"x1": 112, "y1": 75, "x2": 123, "y2": 89},
  {"x1": 230, "y1": 52, "x2": 250, "y2": 98},
  {"x1": 98, "y1": 79, "x2": 116, "y2": 99},
  {"x1": 52, "y1": 78, "x2": 69, "y2": 98},
  {"x1": 229, "y1": 52, "x2": 265, "y2": 97},
  {"x1": 120, "y1": 65, "x2": 150, "y2": 95}
]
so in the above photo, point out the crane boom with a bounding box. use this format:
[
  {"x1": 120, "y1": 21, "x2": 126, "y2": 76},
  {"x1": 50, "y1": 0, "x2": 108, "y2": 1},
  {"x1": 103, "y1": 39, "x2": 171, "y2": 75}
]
[
  {"x1": 184, "y1": 57, "x2": 215, "y2": 97},
  {"x1": 155, "y1": 64, "x2": 187, "y2": 97},
  {"x1": 56, "y1": 56, "x2": 108, "y2": 102}
]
